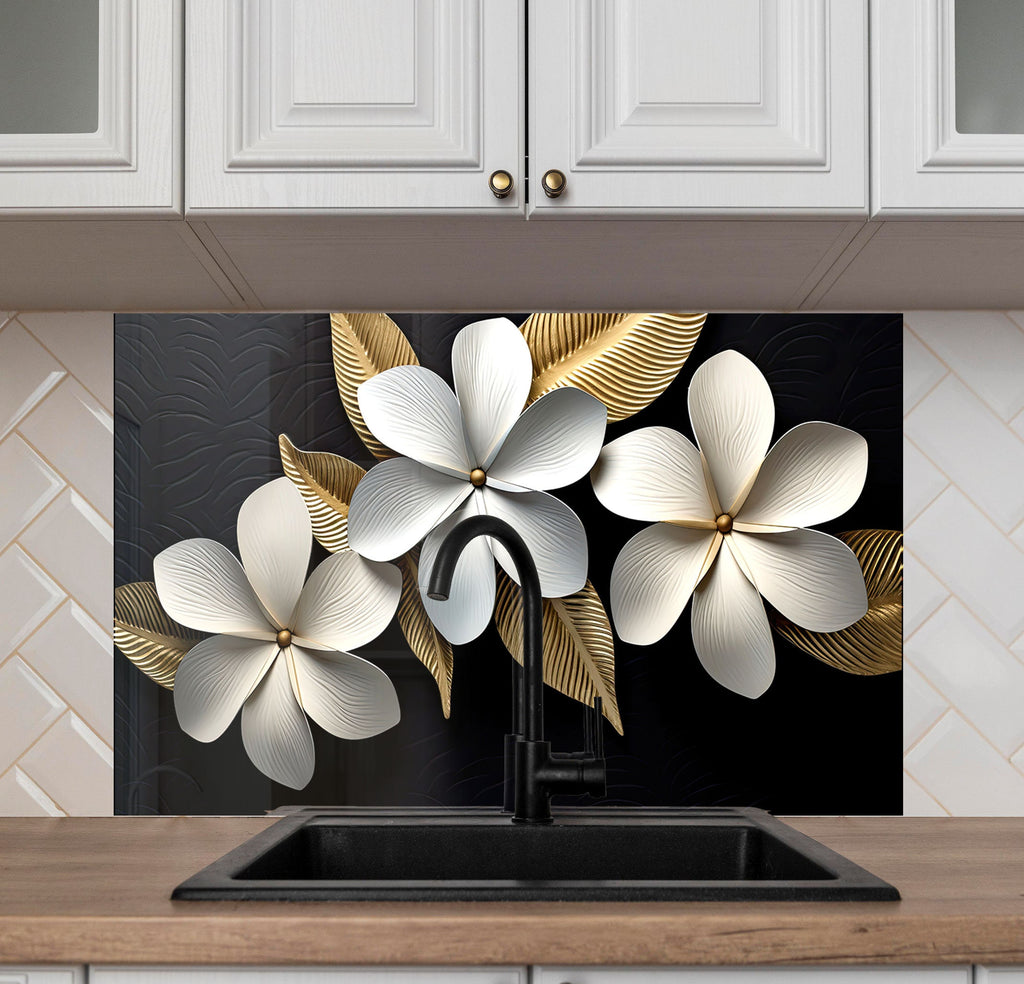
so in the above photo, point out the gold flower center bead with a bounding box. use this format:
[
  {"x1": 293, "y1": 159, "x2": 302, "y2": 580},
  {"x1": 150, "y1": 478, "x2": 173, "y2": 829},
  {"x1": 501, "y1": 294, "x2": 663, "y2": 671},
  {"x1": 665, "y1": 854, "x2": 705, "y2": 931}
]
[
  {"x1": 715, "y1": 514, "x2": 733, "y2": 534},
  {"x1": 470, "y1": 468, "x2": 487, "y2": 487},
  {"x1": 276, "y1": 629, "x2": 292, "y2": 648}
]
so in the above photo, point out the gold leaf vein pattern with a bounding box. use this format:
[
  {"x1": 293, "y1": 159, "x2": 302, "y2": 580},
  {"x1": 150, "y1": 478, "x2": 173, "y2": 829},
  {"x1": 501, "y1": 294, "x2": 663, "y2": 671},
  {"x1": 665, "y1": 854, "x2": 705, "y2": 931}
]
[
  {"x1": 279, "y1": 434, "x2": 365, "y2": 554},
  {"x1": 330, "y1": 312, "x2": 419, "y2": 460},
  {"x1": 772, "y1": 529, "x2": 903, "y2": 676},
  {"x1": 495, "y1": 572, "x2": 623, "y2": 734},
  {"x1": 519, "y1": 312, "x2": 707, "y2": 422},
  {"x1": 113, "y1": 581, "x2": 206, "y2": 690},
  {"x1": 397, "y1": 549, "x2": 454, "y2": 718}
]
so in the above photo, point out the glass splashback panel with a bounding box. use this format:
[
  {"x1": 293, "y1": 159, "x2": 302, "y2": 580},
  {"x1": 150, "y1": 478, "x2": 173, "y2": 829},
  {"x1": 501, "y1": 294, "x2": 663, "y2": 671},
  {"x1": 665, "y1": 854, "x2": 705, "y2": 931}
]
[
  {"x1": 0, "y1": 0, "x2": 99, "y2": 134},
  {"x1": 955, "y1": 0, "x2": 1024, "y2": 134}
]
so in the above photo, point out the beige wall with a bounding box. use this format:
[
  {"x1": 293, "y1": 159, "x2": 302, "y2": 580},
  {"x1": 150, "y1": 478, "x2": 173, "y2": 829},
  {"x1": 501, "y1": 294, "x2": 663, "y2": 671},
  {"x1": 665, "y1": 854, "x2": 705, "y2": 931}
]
[
  {"x1": 903, "y1": 312, "x2": 1024, "y2": 814},
  {"x1": 0, "y1": 312, "x2": 112, "y2": 815},
  {"x1": 1, "y1": 310, "x2": 1021, "y2": 816}
]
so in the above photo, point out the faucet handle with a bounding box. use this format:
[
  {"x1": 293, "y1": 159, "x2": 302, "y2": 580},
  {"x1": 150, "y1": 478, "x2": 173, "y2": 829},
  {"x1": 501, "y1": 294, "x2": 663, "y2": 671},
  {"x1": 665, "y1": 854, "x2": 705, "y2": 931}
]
[{"x1": 592, "y1": 696, "x2": 604, "y2": 759}]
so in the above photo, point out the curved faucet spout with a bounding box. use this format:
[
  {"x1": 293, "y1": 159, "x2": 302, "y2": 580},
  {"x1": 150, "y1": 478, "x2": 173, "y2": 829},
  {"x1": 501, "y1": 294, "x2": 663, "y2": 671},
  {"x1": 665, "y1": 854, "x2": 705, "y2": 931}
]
[{"x1": 427, "y1": 515, "x2": 544, "y2": 742}]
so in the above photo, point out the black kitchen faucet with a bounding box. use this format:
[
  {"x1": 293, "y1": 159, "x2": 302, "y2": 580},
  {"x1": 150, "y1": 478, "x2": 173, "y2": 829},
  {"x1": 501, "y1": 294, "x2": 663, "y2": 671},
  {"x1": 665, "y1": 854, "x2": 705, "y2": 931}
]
[{"x1": 427, "y1": 515, "x2": 607, "y2": 823}]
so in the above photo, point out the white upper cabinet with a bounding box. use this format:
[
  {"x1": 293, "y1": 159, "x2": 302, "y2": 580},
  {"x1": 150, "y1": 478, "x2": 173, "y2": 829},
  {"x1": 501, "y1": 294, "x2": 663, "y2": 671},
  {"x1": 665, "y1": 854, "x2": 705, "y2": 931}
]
[
  {"x1": 186, "y1": 0, "x2": 524, "y2": 215},
  {"x1": 527, "y1": 0, "x2": 868, "y2": 216},
  {"x1": 873, "y1": 0, "x2": 1024, "y2": 216},
  {"x1": 0, "y1": 0, "x2": 181, "y2": 216}
]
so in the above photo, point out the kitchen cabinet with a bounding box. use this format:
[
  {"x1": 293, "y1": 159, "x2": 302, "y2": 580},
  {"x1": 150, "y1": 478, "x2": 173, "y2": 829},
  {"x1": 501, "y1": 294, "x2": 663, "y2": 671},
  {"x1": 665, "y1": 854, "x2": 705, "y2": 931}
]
[
  {"x1": 0, "y1": 971, "x2": 83, "y2": 984},
  {"x1": 186, "y1": 0, "x2": 524, "y2": 215},
  {"x1": 528, "y1": 0, "x2": 868, "y2": 216},
  {"x1": 873, "y1": 0, "x2": 1024, "y2": 215},
  {"x1": 89, "y1": 970, "x2": 525, "y2": 984},
  {"x1": 187, "y1": 0, "x2": 865, "y2": 218},
  {"x1": 534, "y1": 971, "x2": 971, "y2": 984},
  {"x1": 0, "y1": 0, "x2": 181, "y2": 216}
]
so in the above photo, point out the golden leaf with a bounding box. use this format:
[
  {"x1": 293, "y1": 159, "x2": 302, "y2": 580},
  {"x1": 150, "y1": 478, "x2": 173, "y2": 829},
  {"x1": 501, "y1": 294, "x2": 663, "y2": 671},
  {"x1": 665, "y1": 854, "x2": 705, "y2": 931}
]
[
  {"x1": 113, "y1": 582, "x2": 205, "y2": 690},
  {"x1": 519, "y1": 312, "x2": 707, "y2": 422},
  {"x1": 330, "y1": 312, "x2": 418, "y2": 459},
  {"x1": 772, "y1": 529, "x2": 903, "y2": 676},
  {"x1": 279, "y1": 434, "x2": 365, "y2": 554},
  {"x1": 494, "y1": 572, "x2": 623, "y2": 734},
  {"x1": 397, "y1": 549, "x2": 454, "y2": 718}
]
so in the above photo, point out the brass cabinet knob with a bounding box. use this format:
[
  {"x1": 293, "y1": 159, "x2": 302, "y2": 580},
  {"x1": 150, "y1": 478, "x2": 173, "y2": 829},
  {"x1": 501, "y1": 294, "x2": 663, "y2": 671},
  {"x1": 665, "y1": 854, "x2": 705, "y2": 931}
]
[
  {"x1": 542, "y1": 169, "x2": 567, "y2": 198},
  {"x1": 488, "y1": 169, "x2": 515, "y2": 199}
]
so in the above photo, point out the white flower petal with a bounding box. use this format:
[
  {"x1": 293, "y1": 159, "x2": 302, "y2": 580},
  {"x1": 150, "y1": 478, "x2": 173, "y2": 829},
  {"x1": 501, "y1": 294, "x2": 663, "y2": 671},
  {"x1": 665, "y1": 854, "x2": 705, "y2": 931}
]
[
  {"x1": 348, "y1": 456, "x2": 473, "y2": 561},
  {"x1": 241, "y1": 652, "x2": 315, "y2": 789},
  {"x1": 358, "y1": 365, "x2": 472, "y2": 476},
  {"x1": 173, "y1": 635, "x2": 278, "y2": 742},
  {"x1": 591, "y1": 426, "x2": 716, "y2": 524},
  {"x1": 289, "y1": 646, "x2": 400, "y2": 739},
  {"x1": 734, "y1": 421, "x2": 868, "y2": 530},
  {"x1": 687, "y1": 350, "x2": 775, "y2": 515},
  {"x1": 481, "y1": 487, "x2": 587, "y2": 598},
  {"x1": 154, "y1": 539, "x2": 274, "y2": 638},
  {"x1": 489, "y1": 387, "x2": 607, "y2": 491},
  {"x1": 236, "y1": 478, "x2": 312, "y2": 629},
  {"x1": 418, "y1": 496, "x2": 496, "y2": 645},
  {"x1": 731, "y1": 528, "x2": 868, "y2": 632},
  {"x1": 610, "y1": 524, "x2": 720, "y2": 645},
  {"x1": 292, "y1": 550, "x2": 401, "y2": 652},
  {"x1": 451, "y1": 317, "x2": 533, "y2": 468},
  {"x1": 690, "y1": 538, "x2": 775, "y2": 699}
]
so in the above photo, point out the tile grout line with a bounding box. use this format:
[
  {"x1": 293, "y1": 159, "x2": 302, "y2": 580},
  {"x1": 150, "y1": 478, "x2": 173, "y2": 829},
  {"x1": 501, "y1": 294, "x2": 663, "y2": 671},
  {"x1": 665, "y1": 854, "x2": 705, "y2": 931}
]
[
  {"x1": 14, "y1": 314, "x2": 115, "y2": 416},
  {"x1": 906, "y1": 317, "x2": 1024, "y2": 424},
  {"x1": 15, "y1": 540, "x2": 110, "y2": 635},
  {"x1": 903, "y1": 651, "x2": 1024, "y2": 768},
  {"x1": 14, "y1": 427, "x2": 113, "y2": 525},
  {"x1": 9, "y1": 647, "x2": 114, "y2": 755},
  {"x1": 903, "y1": 767, "x2": 953, "y2": 817},
  {"x1": 904, "y1": 434, "x2": 1024, "y2": 553}
]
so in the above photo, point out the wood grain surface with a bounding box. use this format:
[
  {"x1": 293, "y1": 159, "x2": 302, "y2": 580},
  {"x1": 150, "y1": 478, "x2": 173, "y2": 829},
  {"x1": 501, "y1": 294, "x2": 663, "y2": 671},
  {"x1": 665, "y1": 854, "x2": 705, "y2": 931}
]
[{"x1": 0, "y1": 818, "x2": 1022, "y2": 966}]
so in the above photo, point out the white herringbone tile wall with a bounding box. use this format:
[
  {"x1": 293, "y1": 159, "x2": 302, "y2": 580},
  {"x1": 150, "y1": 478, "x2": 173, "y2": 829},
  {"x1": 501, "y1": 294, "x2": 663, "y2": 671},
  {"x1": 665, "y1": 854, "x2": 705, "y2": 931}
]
[
  {"x1": 0, "y1": 310, "x2": 1021, "y2": 815},
  {"x1": 904, "y1": 311, "x2": 1024, "y2": 815},
  {"x1": 0, "y1": 312, "x2": 113, "y2": 815}
]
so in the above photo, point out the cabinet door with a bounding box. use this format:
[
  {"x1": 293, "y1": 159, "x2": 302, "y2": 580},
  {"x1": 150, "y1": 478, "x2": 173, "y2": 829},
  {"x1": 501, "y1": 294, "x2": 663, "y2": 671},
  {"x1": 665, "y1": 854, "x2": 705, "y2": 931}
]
[
  {"x1": 873, "y1": 0, "x2": 1024, "y2": 215},
  {"x1": 0, "y1": 0, "x2": 181, "y2": 216},
  {"x1": 528, "y1": 0, "x2": 867, "y2": 216},
  {"x1": 187, "y1": 0, "x2": 523, "y2": 215},
  {"x1": 90, "y1": 968, "x2": 526, "y2": 984},
  {"x1": 0, "y1": 970, "x2": 83, "y2": 984},
  {"x1": 535, "y1": 970, "x2": 972, "y2": 984}
]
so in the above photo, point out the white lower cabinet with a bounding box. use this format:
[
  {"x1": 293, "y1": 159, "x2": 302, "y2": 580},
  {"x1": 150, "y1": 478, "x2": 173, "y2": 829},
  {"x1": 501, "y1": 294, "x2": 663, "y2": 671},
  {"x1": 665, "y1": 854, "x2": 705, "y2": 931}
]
[
  {"x1": 0, "y1": 970, "x2": 83, "y2": 984},
  {"x1": 89, "y1": 970, "x2": 525, "y2": 984},
  {"x1": 534, "y1": 970, "x2": 973, "y2": 984}
]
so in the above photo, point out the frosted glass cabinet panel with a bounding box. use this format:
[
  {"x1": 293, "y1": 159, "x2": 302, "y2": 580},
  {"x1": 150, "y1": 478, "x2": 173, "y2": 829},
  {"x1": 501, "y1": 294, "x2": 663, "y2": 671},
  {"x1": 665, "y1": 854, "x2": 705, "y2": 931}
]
[
  {"x1": 954, "y1": 0, "x2": 1024, "y2": 135},
  {"x1": 0, "y1": 0, "x2": 99, "y2": 135},
  {"x1": 0, "y1": 0, "x2": 181, "y2": 215},
  {"x1": 873, "y1": 0, "x2": 1024, "y2": 215}
]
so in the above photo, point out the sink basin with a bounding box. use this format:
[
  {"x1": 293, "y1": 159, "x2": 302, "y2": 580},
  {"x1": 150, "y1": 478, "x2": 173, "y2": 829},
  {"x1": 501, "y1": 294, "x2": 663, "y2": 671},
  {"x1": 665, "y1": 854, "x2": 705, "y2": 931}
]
[{"x1": 172, "y1": 807, "x2": 899, "y2": 902}]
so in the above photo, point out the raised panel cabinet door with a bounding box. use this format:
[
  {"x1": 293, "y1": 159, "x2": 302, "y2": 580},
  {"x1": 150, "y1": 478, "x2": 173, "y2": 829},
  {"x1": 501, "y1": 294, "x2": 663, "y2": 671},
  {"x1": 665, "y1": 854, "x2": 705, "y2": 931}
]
[
  {"x1": 873, "y1": 0, "x2": 1024, "y2": 215},
  {"x1": 528, "y1": 0, "x2": 867, "y2": 216},
  {"x1": 0, "y1": 0, "x2": 181, "y2": 216},
  {"x1": 187, "y1": 0, "x2": 524, "y2": 215}
]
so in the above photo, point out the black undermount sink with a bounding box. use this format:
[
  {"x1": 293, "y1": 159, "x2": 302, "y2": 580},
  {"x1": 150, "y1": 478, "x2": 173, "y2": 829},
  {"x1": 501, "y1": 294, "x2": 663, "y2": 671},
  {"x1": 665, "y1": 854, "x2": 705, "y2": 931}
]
[{"x1": 172, "y1": 806, "x2": 900, "y2": 902}]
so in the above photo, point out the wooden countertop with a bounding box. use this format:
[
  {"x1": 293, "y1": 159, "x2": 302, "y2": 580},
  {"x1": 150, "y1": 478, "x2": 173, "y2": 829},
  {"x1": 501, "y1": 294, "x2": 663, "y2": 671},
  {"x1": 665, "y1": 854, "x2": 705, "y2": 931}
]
[{"x1": 1, "y1": 817, "x2": 1023, "y2": 966}]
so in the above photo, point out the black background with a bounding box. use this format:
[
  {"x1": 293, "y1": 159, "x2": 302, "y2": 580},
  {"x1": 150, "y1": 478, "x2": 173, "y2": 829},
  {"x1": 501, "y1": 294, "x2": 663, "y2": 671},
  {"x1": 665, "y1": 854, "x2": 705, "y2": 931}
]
[{"x1": 114, "y1": 313, "x2": 902, "y2": 816}]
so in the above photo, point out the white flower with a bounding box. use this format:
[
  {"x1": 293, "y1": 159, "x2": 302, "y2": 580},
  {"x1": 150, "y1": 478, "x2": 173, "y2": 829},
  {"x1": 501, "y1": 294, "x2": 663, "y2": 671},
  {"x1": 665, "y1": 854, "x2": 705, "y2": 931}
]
[
  {"x1": 591, "y1": 349, "x2": 869, "y2": 699},
  {"x1": 348, "y1": 317, "x2": 607, "y2": 644},
  {"x1": 154, "y1": 478, "x2": 402, "y2": 789}
]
